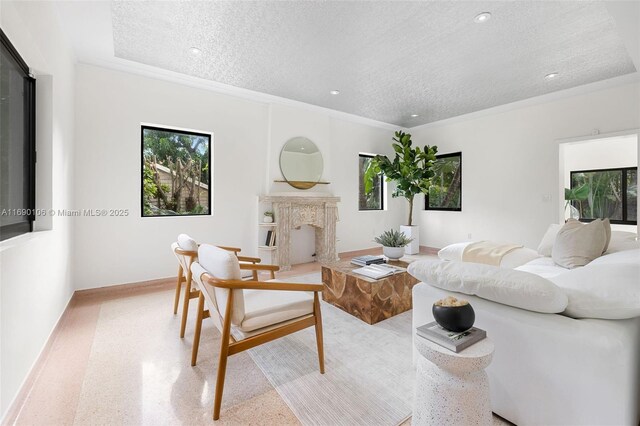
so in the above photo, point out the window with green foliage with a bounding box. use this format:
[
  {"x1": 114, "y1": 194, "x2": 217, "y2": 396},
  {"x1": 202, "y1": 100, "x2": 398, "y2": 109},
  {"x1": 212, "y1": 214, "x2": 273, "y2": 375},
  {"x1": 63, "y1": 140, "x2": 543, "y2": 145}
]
[
  {"x1": 141, "y1": 126, "x2": 211, "y2": 217},
  {"x1": 359, "y1": 154, "x2": 383, "y2": 210},
  {"x1": 570, "y1": 167, "x2": 637, "y2": 225},
  {"x1": 425, "y1": 152, "x2": 462, "y2": 211}
]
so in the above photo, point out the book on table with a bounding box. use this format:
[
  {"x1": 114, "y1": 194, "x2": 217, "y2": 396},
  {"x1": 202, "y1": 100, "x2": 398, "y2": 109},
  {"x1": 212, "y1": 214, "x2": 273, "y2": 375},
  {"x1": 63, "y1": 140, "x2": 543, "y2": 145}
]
[
  {"x1": 351, "y1": 255, "x2": 386, "y2": 266},
  {"x1": 351, "y1": 259, "x2": 380, "y2": 266},
  {"x1": 416, "y1": 321, "x2": 487, "y2": 353},
  {"x1": 352, "y1": 263, "x2": 403, "y2": 279}
]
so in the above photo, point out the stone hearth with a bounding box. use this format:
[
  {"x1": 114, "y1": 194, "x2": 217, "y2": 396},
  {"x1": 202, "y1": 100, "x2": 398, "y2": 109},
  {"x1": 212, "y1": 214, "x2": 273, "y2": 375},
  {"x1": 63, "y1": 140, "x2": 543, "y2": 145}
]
[{"x1": 260, "y1": 193, "x2": 340, "y2": 270}]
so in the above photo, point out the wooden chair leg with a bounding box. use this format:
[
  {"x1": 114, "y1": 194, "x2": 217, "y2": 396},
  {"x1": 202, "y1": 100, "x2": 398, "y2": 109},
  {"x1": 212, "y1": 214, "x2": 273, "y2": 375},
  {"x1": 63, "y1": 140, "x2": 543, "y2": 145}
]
[
  {"x1": 173, "y1": 265, "x2": 183, "y2": 314},
  {"x1": 180, "y1": 268, "x2": 193, "y2": 338},
  {"x1": 191, "y1": 293, "x2": 205, "y2": 366},
  {"x1": 313, "y1": 292, "x2": 325, "y2": 374},
  {"x1": 213, "y1": 291, "x2": 234, "y2": 420}
]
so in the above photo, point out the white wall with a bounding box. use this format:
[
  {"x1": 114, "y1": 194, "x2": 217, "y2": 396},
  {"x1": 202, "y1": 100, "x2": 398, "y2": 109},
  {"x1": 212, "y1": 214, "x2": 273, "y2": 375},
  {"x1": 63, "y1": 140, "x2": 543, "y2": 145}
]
[
  {"x1": 73, "y1": 66, "x2": 405, "y2": 289},
  {"x1": 410, "y1": 82, "x2": 640, "y2": 249},
  {"x1": 74, "y1": 65, "x2": 268, "y2": 289},
  {"x1": 0, "y1": 1, "x2": 76, "y2": 418}
]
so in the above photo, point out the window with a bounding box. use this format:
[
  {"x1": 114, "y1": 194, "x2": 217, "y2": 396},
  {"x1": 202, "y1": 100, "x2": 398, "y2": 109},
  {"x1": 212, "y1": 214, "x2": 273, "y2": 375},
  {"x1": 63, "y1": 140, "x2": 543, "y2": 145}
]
[
  {"x1": 425, "y1": 152, "x2": 462, "y2": 211},
  {"x1": 359, "y1": 154, "x2": 384, "y2": 210},
  {"x1": 0, "y1": 29, "x2": 36, "y2": 241},
  {"x1": 141, "y1": 125, "x2": 211, "y2": 217},
  {"x1": 570, "y1": 167, "x2": 637, "y2": 225}
]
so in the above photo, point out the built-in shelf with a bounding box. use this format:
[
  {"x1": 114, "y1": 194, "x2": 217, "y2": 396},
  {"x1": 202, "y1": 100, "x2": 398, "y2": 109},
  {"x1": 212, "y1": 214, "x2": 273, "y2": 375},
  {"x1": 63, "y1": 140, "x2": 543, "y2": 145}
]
[{"x1": 258, "y1": 196, "x2": 278, "y2": 265}]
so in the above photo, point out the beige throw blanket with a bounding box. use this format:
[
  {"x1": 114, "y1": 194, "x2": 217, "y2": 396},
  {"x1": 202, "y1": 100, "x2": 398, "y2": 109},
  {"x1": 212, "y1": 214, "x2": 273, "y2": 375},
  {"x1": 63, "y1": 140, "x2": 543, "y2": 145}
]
[{"x1": 462, "y1": 241, "x2": 523, "y2": 266}]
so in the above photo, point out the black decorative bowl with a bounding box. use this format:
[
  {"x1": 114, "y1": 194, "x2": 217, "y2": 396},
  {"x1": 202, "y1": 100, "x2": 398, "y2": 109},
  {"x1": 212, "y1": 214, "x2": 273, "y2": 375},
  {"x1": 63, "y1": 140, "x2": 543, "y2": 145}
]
[{"x1": 432, "y1": 303, "x2": 475, "y2": 332}]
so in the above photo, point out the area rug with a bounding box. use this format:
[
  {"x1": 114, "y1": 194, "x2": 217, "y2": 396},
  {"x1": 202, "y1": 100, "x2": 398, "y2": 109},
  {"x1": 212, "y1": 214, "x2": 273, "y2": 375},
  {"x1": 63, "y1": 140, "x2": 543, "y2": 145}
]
[{"x1": 248, "y1": 272, "x2": 415, "y2": 426}]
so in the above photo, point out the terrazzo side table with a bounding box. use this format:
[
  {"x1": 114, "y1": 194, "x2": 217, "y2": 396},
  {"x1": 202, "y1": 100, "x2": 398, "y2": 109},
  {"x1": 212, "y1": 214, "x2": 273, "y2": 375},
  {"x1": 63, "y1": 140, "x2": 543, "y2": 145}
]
[{"x1": 413, "y1": 335, "x2": 494, "y2": 426}]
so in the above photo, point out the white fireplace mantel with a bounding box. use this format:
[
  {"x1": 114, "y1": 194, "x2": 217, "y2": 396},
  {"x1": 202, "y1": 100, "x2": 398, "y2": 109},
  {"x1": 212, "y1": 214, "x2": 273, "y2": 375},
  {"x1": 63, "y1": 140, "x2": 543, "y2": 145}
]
[{"x1": 259, "y1": 194, "x2": 340, "y2": 270}]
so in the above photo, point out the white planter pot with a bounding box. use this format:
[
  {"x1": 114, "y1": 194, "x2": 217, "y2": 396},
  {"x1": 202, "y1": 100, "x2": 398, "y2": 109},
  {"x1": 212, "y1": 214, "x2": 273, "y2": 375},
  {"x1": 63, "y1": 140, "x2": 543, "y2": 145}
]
[
  {"x1": 383, "y1": 246, "x2": 405, "y2": 260},
  {"x1": 263, "y1": 216, "x2": 273, "y2": 223},
  {"x1": 400, "y1": 225, "x2": 419, "y2": 255}
]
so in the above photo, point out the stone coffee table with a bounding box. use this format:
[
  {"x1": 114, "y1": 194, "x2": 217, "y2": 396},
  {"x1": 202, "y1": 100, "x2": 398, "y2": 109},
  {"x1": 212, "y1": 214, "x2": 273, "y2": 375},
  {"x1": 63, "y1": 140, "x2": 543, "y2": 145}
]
[{"x1": 321, "y1": 259, "x2": 419, "y2": 325}]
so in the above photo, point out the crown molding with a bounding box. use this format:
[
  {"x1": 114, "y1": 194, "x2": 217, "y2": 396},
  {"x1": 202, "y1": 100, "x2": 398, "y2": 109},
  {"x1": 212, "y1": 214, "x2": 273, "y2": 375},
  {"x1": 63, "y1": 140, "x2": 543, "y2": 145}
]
[
  {"x1": 76, "y1": 58, "x2": 638, "y2": 135},
  {"x1": 408, "y1": 72, "x2": 640, "y2": 131},
  {"x1": 76, "y1": 57, "x2": 400, "y2": 131}
]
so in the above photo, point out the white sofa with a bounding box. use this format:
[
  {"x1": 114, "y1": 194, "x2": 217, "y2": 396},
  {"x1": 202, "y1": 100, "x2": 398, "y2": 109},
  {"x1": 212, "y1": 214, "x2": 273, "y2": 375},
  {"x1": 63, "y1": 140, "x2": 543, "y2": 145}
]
[
  {"x1": 413, "y1": 283, "x2": 640, "y2": 425},
  {"x1": 411, "y1": 235, "x2": 640, "y2": 425}
]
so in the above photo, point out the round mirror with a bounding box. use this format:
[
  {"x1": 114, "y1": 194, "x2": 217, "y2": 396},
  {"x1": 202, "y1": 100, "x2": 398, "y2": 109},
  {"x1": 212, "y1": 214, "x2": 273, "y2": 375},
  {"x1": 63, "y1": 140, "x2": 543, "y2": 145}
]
[{"x1": 279, "y1": 137, "x2": 324, "y2": 189}]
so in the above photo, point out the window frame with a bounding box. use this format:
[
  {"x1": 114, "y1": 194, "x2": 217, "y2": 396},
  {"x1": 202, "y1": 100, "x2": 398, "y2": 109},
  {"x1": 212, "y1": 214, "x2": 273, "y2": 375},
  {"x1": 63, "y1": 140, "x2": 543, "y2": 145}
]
[
  {"x1": 425, "y1": 151, "x2": 462, "y2": 212},
  {"x1": 358, "y1": 153, "x2": 384, "y2": 211},
  {"x1": 570, "y1": 166, "x2": 637, "y2": 225},
  {"x1": 140, "y1": 124, "x2": 212, "y2": 218},
  {"x1": 0, "y1": 29, "x2": 36, "y2": 241}
]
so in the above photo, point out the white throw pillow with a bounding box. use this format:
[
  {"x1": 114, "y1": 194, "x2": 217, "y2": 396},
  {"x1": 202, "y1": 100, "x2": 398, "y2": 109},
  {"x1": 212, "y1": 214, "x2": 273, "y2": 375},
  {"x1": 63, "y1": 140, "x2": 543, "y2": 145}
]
[
  {"x1": 407, "y1": 259, "x2": 568, "y2": 313},
  {"x1": 438, "y1": 242, "x2": 472, "y2": 261},
  {"x1": 537, "y1": 224, "x2": 561, "y2": 256},
  {"x1": 550, "y1": 263, "x2": 640, "y2": 319},
  {"x1": 177, "y1": 233, "x2": 198, "y2": 252},
  {"x1": 605, "y1": 231, "x2": 640, "y2": 254},
  {"x1": 552, "y1": 219, "x2": 607, "y2": 269}
]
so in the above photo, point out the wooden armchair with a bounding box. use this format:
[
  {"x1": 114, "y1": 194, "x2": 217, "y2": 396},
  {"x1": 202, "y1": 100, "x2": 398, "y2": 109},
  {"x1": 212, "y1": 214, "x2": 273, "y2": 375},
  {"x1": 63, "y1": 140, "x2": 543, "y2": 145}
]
[
  {"x1": 171, "y1": 234, "x2": 262, "y2": 338},
  {"x1": 190, "y1": 244, "x2": 325, "y2": 420}
]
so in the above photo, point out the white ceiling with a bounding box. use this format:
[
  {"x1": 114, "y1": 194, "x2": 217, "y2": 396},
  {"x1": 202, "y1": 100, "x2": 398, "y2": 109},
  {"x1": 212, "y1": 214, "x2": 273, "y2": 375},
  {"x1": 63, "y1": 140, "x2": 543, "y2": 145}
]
[{"x1": 56, "y1": 1, "x2": 639, "y2": 127}]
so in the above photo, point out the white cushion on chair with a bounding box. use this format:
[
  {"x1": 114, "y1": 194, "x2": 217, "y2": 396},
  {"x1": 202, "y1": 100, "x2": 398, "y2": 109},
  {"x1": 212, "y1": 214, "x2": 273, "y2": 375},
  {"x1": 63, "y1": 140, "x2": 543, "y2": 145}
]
[
  {"x1": 239, "y1": 289, "x2": 314, "y2": 332},
  {"x1": 178, "y1": 234, "x2": 198, "y2": 252},
  {"x1": 172, "y1": 242, "x2": 192, "y2": 271},
  {"x1": 197, "y1": 244, "x2": 245, "y2": 326}
]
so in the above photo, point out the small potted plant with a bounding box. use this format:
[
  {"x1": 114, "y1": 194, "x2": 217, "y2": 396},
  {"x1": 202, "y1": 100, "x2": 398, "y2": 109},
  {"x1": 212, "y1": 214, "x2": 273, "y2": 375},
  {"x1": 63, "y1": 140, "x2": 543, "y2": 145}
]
[
  {"x1": 263, "y1": 211, "x2": 274, "y2": 223},
  {"x1": 374, "y1": 229, "x2": 413, "y2": 260}
]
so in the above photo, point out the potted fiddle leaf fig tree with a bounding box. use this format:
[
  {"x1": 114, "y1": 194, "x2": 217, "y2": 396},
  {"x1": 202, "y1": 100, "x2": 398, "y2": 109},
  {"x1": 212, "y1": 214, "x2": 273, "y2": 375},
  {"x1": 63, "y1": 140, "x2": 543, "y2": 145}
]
[{"x1": 364, "y1": 131, "x2": 438, "y2": 254}]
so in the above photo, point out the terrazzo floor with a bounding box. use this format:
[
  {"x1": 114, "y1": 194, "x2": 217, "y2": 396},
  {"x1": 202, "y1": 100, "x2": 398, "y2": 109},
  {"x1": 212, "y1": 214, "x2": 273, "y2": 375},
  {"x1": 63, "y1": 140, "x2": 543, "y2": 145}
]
[{"x1": 10, "y1": 257, "x2": 512, "y2": 425}]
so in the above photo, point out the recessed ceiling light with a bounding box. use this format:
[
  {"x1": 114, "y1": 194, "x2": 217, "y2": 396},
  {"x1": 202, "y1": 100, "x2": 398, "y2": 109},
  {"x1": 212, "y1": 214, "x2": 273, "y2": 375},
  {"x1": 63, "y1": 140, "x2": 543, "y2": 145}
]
[
  {"x1": 544, "y1": 72, "x2": 559, "y2": 80},
  {"x1": 410, "y1": 114, "x2": 419, "y2": 118},
  {"x1": 189, "y1": 47, "x2": 202, "y2": 55},
  {"x1": 330, "y1": 90, "x2": 340, "y2": 95},
  {"x1": 474, "y1": 12, "x2": 491, "y2": 23}
]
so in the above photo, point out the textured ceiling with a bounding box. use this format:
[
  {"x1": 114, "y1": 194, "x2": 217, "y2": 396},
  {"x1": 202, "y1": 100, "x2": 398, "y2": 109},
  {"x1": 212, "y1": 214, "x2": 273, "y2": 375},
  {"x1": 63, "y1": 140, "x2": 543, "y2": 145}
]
[{"x1": 111, "y1": 1, "x2": 636, "y2": 127}]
